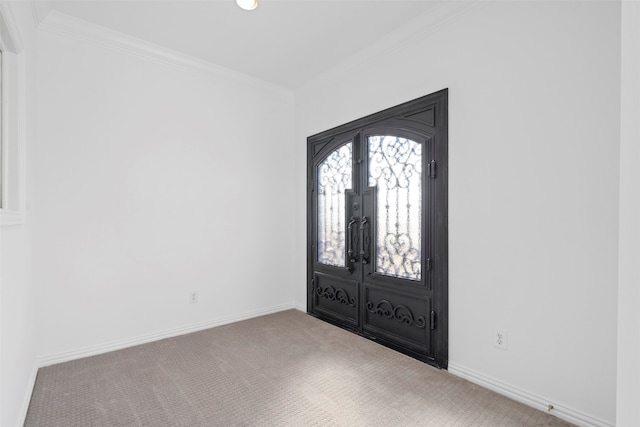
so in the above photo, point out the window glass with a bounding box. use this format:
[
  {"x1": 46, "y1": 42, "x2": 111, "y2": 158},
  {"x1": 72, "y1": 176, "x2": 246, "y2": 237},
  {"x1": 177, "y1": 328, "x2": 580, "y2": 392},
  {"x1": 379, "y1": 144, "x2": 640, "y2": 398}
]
[
  {"x1": 317, "y1": 142, "x2": 353, "y2": 267},
  {"x1": 368, "y1": 135, "x2": 422, "y2": 280}
]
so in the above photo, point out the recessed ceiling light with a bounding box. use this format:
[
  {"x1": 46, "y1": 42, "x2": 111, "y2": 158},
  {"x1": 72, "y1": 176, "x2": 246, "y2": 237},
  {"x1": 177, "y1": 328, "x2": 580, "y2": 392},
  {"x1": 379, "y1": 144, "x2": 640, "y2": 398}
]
[{"x1": 236, "y1": 0, "x2": 258, "y2": 11}]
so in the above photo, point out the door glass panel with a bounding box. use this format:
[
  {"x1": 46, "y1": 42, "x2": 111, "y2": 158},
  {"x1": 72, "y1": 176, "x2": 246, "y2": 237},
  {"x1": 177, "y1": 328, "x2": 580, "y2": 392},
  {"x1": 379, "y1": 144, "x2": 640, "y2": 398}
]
[
  {"x1": 317, "y1": 142, "x2": 352, "y2": 267},
  {"x1": 368, "y1": 136, "x2": 422, "y2": 280}
]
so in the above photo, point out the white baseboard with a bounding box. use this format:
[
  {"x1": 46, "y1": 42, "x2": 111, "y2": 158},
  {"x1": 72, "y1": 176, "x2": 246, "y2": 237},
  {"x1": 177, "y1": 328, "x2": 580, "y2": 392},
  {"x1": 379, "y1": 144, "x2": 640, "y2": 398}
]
[
  {"x1": 17, "y1": 365, "x2": 39, "y2": 427},
  {"x1": 293, "y1": 301, "x2": 307, "y2": 312},
  {"x1": 37, "y1": 303, "x2": 296, "y2": 367},
  {"x1": 448, "y1": 362, "x2": 614, "y2": 427}
]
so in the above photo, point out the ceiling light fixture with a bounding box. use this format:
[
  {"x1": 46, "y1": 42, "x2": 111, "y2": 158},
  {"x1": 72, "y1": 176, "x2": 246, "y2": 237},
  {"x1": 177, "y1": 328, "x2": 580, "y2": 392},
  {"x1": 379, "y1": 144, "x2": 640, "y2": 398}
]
[{"x1": 236, "y1": 0, "x2": 258, "y2": 11}]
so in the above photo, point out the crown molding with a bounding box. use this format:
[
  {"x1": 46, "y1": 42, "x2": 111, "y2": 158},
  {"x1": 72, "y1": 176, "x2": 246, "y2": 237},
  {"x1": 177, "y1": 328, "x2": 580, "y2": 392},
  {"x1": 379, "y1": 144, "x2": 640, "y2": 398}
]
[
  {"x1": 296, "y1": 0, "x2": 481, "y2": 96},
  {"x1": 39, "y1": 10, "x2": 293, "y2": 102},
  {"x1": 30, "y1": 0, "x2": 52, "y2": 28}
]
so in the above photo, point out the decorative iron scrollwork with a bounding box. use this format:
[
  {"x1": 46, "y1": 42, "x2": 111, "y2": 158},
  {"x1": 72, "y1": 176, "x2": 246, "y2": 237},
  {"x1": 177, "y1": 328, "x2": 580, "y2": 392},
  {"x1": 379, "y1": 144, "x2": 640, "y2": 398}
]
[
  {"x1": 368, "y1": 135, "x2": 422, "y2": 280},
  {"x1": 316, "y1": 284, "x2": 356, "y2": 307},
  {"x1": 366, "y1": 299, "x2": 426, "y2": 329},
  {"x1": 317, "y1": 143, "x2": 353, "y2": 267}
]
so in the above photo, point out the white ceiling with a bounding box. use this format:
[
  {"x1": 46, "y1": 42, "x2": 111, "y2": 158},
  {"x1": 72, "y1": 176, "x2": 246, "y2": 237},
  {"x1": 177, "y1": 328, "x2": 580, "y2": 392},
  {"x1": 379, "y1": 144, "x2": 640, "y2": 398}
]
[{"x1": 42, "y1": 0, "x2": 444, "y2": 89}]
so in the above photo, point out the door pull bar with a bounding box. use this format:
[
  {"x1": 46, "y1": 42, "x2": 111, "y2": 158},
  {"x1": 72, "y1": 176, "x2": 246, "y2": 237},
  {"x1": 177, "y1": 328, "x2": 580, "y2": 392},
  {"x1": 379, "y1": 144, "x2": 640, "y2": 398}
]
[
  {"x1": 347, "y1": 216, "x2": 358, "y2": 271},
  {"x1": 360, "y1": 216, "x2": 370, "y2": 265}
]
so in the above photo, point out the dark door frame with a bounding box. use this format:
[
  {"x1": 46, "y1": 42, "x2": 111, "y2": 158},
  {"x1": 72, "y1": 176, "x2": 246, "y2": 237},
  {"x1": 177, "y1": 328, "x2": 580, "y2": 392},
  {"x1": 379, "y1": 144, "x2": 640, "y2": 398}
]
[{"x1": 306, "y1": 89, "x2": 448, "y2": 369}]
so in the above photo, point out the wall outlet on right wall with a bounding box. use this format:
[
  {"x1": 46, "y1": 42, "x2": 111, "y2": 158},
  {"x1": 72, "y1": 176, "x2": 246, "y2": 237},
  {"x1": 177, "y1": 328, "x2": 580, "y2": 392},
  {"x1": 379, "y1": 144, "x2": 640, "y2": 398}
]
[{"x1": 494, "y1": 330, "x2": 508, "y2": 350}]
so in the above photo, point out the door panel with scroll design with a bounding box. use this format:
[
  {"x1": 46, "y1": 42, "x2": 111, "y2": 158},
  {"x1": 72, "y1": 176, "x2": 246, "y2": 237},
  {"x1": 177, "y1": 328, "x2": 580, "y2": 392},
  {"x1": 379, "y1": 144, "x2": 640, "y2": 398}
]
[{"x1": 307, "y1": 90, "x2": 448, "y2": 368}]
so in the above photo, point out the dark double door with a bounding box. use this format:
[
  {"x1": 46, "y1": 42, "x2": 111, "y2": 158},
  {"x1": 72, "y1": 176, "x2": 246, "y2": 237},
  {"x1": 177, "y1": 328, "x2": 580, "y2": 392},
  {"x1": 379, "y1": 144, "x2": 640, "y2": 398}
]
[{"x1": 307, "y1": 90, "x2": 448, "y2": 368}]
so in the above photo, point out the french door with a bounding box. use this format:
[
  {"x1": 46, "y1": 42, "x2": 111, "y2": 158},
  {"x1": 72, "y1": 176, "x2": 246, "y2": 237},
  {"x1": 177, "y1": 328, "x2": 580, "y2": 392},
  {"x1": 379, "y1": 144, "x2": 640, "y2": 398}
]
[{"x1": 307, "y1": 90, "x2": 448, "y2": 368}]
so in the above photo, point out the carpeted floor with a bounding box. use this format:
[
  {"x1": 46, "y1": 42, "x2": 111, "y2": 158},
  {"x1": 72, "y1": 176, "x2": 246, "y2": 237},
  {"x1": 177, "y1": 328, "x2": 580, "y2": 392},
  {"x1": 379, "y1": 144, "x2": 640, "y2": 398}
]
[{"x1": 25, "y1": 310, "x2": 573, "y2": 426}]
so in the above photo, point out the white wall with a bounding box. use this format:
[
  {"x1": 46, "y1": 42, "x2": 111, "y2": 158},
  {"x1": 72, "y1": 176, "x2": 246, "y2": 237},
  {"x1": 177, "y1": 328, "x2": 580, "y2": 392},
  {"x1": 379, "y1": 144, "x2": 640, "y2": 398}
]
[
  {"x1": 9, "y1": 1, "x2": 633, "y2": 426},
  {"x1": 0, "y1": 2, "x2": 38, "y2": 426},
  {"x1": 617, "y1": 1, "x2": 640, "y2": 425},
  {"x1": 294, "y1": 1, "x2": 620, "y2": 425},
  {"x1": 34, "y1": 20, "x2": 296, "y2": 361}
]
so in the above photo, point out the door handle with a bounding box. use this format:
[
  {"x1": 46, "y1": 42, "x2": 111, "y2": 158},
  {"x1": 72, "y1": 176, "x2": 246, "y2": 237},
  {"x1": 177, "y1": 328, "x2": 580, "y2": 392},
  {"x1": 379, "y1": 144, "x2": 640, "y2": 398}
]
[
  {"x1": 360, "y1": 216, "x2": 370, "y2": 264},
  {"x1": 347, "y1": 216, "x2": 358, "y2": 270}
]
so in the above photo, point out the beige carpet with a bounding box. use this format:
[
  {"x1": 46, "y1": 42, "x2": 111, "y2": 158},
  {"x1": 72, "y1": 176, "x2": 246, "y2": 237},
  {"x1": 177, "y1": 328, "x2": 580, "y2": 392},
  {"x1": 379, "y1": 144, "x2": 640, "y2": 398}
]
[{"x1": 25, "y1": 310, "x2": 572, "y2": 426}]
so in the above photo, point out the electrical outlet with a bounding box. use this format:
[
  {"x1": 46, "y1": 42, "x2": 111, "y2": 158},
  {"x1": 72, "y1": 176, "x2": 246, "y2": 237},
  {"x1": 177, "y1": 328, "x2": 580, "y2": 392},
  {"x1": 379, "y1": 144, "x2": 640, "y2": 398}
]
[
  {"x1": 189, "y1": 292, "x2": 198, "y2": 304},
  {"x1": 494, "y1": 330, "x2": 507, "y2": 350}
]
